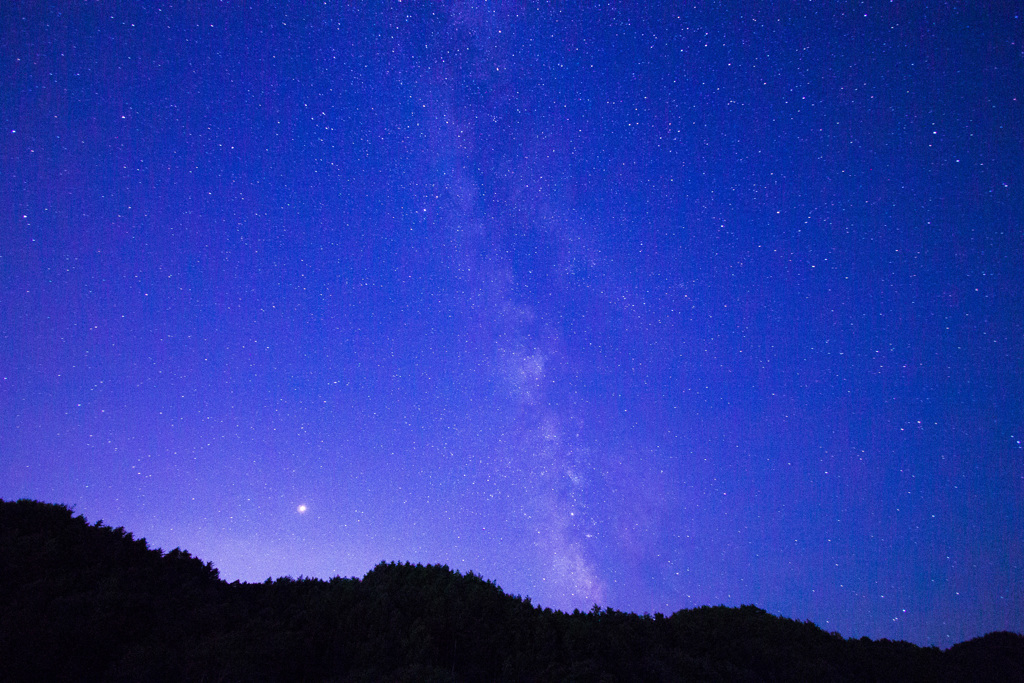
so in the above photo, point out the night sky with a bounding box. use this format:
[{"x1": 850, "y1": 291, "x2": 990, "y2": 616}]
[{"x1": 2, "y1": 2, "x2": 1022, "y2": 647}]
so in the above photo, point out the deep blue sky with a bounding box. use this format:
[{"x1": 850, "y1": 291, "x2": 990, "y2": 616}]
[{"x1": 2, "y1": 2, "x2": 1021, "y2": 646}]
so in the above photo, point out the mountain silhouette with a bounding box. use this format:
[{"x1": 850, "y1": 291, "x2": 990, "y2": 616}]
[{"x1": 1, "y1": 498, "x2": 1020, "y2": 681}]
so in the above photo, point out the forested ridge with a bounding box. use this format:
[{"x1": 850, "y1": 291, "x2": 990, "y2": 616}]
[{"x1": 1, "y1": 499, "x2": 1020, "y2": 682}]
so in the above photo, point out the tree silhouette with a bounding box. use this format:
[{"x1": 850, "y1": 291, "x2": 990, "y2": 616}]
[{"x1": 1, "y1": 498, "x2": 1021, "y2": 682}]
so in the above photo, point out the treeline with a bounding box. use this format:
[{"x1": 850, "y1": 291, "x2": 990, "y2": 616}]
[{"x1": 0, "y1": 499, "x2": 1020, "y2": 681}]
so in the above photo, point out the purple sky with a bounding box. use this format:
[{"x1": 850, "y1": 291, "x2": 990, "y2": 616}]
[{"x1": 2, "y1": 2, "x2": 1022, "y2": 646}]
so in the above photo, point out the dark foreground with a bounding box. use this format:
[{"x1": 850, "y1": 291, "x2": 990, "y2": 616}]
[{"x1": 1, "y1": 499, "x2": 1020, "y2": 682}]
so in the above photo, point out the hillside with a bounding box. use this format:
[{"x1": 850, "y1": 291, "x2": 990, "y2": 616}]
[{"x1": 1, "y1": 499, "x2": 1020, "y2": 682}]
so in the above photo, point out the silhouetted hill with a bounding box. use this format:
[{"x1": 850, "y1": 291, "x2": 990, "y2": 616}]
[{"x1": 1, "y1": 499, "x2": 1021, "y2": 681}]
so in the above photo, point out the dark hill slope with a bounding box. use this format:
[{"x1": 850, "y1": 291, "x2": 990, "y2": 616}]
[{"x1": 1, "y1": 499, "x2": 1020, "y2": 682}]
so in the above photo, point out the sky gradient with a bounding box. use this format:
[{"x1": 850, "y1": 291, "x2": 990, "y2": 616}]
[{"x1": 2, "y1": 2, "x2": 1022, "y2": 647}]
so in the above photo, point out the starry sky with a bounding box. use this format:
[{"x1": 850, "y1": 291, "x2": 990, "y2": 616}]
[{"x1": 2, "y1": 2, "x2": 1022, "y2": 647}]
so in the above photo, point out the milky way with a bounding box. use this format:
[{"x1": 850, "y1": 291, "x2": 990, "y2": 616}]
[{"x1": 2, "y1": 2, "x2": 1021, "y2": 646}]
